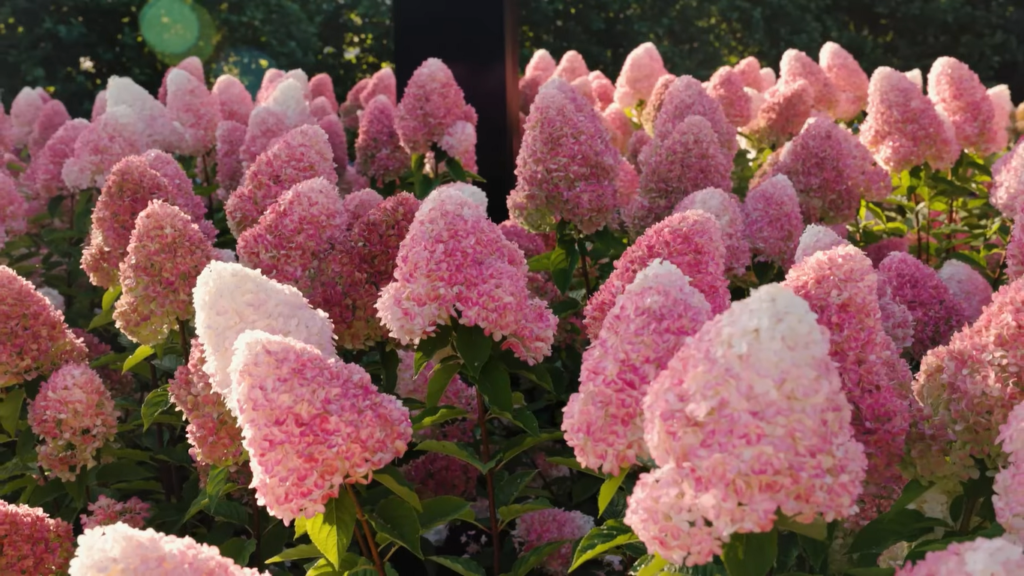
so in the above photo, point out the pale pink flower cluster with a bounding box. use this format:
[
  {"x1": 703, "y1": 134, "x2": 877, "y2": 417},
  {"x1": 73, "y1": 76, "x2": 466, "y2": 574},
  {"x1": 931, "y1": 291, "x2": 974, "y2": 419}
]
[
  {"x1": 590, "y1": 70, "x2": 616, "y2": 110},
  {"x1": 157, "y1": 56, "x2": 204, "y2": 104},
  {"x1": 602, "y1": 103, "x2": 634, "y2": 152},
  {"x1": 9, "y1": 87, "x2": 48, "y2": 147},
  {"x1": 21, "y1": 118, "x2": 89, "y2": 203},
  {"x1": 743, "y1": 174, "x2": 804, "y2": 268},
  {"x1": 564, "y1": 261, "x2": 712, "y2": 474},
  {"x1": 0, "y1": 172, "x2": 27, "y2": 246},
  {"x1": 240, "y1": 75, "x2": 316, "y2": 164},
  {"x1": 310, "y1": 72, "x2": 340, "y2": 111},
  {"x1": 319, "y1": 113, "x2": 349, "y2": 171},
  {"x1": 0, "y1": 265, "x2": 87, "y2": 386},
  {"x1": 69, "y1": 524, "x2": 268, "y2": 576},
  {"x1": 70, "y1": 327, "x2": 135, "y2": 398},
  {"x1": 395, "y1": 58, "x2": 477, "y2": 155},
  {"x1": 115, "y1": 201, "x2": 214, "y2": 345},
  {"x1": 1009, "y1": 225, "x2": 1024, "y2": 281},
  {"x1": 28, "y1": 99, "x2": 71, "y2": 158},
  {"x1": 498, "y1": 219, "x2": 552, "y2": 260},
  {"x1": 229, "y1": 331, "x2": 411, "y2": 523},
  {"x1": 356, "y1": 95, "x2": 410, "y2": 183},
  {"x1": 80, "y1": 495, "x2": 151, "y2": 530},
  {"x1": 793, "y1": 223, "x2": 850, "y2": 265},
  {"x1": 378, "y1": 184, "x2": 557, "y2": 364},
  {"x1": 865, "y1": 236, "x2": 909, "y2": 267},
  {"x1": 212, "y1": 74, "x2": 254, "y2": 125},
  {"x1": 340, "y1": 77, "x2": 370, "y2": 129},
  {"x1": 106, "y1": 76, "x2": 182, "y2": 150},
  {"x1": 819, "y1": 42, "x2": 869, "y2": 121},
  {"x1": 614, "y1": 42, "x2": 669, "y2": 108},
  {"x1": 510, "y1": 79, "x2": 620, "y2": 234},
  {"x1": 654, "y1": 76, "x2": 738, "y2": 158},
  {"x1": 215, "y1": 120, "x2": 247, "y2": 193},
  {"x1": 628, "y1": 285, "x2": 866, "y2": 566},
  {"x1": 991, "y1": 141, "x2": 1024, "y2": 218},
  {"x1": 27, "y1": 363, "x2": 118, "y2": 481},
  {"x1": 0, "y1": 501, "x2": 73, "y2": 576},
  {"x1": 0, "y1": 103, "x2": 10, "y2": 152},
  {"x1": 674, "y1": 188, "x2": 749, "y2": 276},
  {"x1": 878, "y1": 252, "x2": 966, "y2": 360},
  {"x1": 746, "y1": 79, "x2": 814, "y2": 145},
  {"x1": 994, "y1": 402, "x2": 1024, "y2": 543},
  {"x1": 360, "y1": 67, "x2": 397, "y2": 108},
  {"x1": 403, "y1": 452, "x2": 479, "y2": 499},
  {"x1": 519, "y1": 50, "x2": 557, "y2": 114},
  {"x1": 927, "y1": 57, "x2": 995, "y2": 154},
  {"x1": 169, "y1": 339, "x2": 245, "y2": 467},
  {"x1": 986, "y1": 84, "x2": 1013, "y2": 153},
  {"x1": 639, "y1": 74, "x2": 676, "y2": 131},
  {"x1": 895, "y1": 537, "x2": 1024, "y2": 575},
  {"x1": 62, "y1": 105, "x2": 147, "y2": 191},
  {"x1": 704, "y1": 66, "x2": 754, "y2": 127},
  {"x1": 937, "y1": 260, "x2": 993, "y2": 324},
  {"x1": 512, "y1": 508, "x2": 595, "y2": 574},
  {"x1": 554, "y1": 50, "x2": 589, "y2": 82},
  {"x1": 877, "y1": 278, "x2": 916, "y2": 351},
  {"x1": 166, "y1": 68, "x2": 221, "y2": 156}
]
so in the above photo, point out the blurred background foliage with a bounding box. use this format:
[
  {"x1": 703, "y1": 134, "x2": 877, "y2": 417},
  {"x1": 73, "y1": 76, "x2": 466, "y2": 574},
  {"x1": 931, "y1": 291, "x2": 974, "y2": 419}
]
[{"x1": 2, "y1": 0, "x2": 1023, "y2": 117}]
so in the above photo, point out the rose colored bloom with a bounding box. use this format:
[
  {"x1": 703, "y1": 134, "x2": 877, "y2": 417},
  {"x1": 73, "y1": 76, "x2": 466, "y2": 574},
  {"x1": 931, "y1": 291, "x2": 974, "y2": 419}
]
[
  {"x1": 991, "y1": 141, "x2": 1024, "y2": 218},
  {"x1": 571, "y1": 75, "x2": 597, "y2": 107},
  {"x1": 654, "y1": 75, "x2": 737, "y2": 158},
  {"x1": 319, "y1": 113, "x2": 349, "y2": 171},
  {"x1": 395, "y1": 58, "x2": 476, "y2": 155},
  {"x1": 21, "y1": 118, "x2": 89, "y2": 202},
  {"x1": 10, "y1": 86, "x2": 45, "y2": 147},
  {"x1": 166, "y1": 68, "x2": 221, "y2": 156},
  {"x1": 635, "y1": 116, "x2": 733, "y2": 231},
  {"x1": 309, "y1": 96, "x2": 334, "y2": 121},
  {"x1": 212, "y1": 74, "x2": 254, "y2": 125},
  {"x1": 734, "y1": 56, "x2": 771, "y2": 92},
  {"x1": 860, "y1": 67, "x2": 960, "y2": 172},
  {"x1": 1009, "y1": 225, "x2": 1024, "y2": 281},
  {"x1": 509, "y1": 79, "x2": 620, "y2": 234},
  {"x1": 341, "y1": 188, "x2": 384, "y2": 221},
  {"x1": 793, "y1": 223, "x2": 850, "y2": 264},
  {"x1": 928, "y1": 56, "x2": 995, "y2": 154},
  {"x1": 743, "y1": 174, "x2": 804, "y2": 268},
  {"x1": 895, "y1": 537, "x2": 1024, "y2": 575},
  {"x1": 69, "y1": 328, "x2": 133, "y2": 397},
  {"x1": 215, "y1": 120, "x2": 247, "y2": 194},
  {"x1": 0, "y1": 266, "x2": 87, "y2": 386},
  {"x1": 706, "y1": 67, "x2": 754, "y2": 127},
  {"x1": 69, "y1": 523, "x2": 268, "y2": 576},
  {"x1": 986, "y1": 85, "x2": 1013, "y2": 154},
  {"x1": 819, "y1": 42, "x2": 869, "y2": 121},
  {"x1": 0, "y1": 103, "x2": 12, "y2": 153},
  {"x1": 590, "y1": 70, "x2": 616, "y2": 110},
  {"x1": 518, "y1": 72, "x2": 548, "y2": 115},
  {"x1": 239, "y1": 79, "x2": 316, "y2": 164},
  {"x1": 674, "y1": 188, "x2": 749, "y2": 276},
  {"x1": 115, "y1": 201, "x2": 214, "y2": 345},
  {"x1": 878, "y1": 252, "x2": 966, "y2": 360},
  {"x1": 0, "y1": 501, "x2": 73, "y2": 575},
  {"x1": 80, "y1": 495, "x2": 150, "y2": 530},
  {"x1": 157, "y1": 56, "x2": 205, "y2": 104},
  {"x1": 614, "y1": 42, "x2": 668, "y2": 108},
  {"x1": 784, "y1": 246, "x2": 913, "y2": 523},
  {"x1": 937, "y1": 260, "x2": 993, "y2": 324},
  {"x1": 105, "y1": 76, "x2": 182, "y2": 150},
  {"x1": 780, "y1": 49, "x2": 838, "y2": 114},
  {"x1": 626, "y1": 129, "x2": 651, "y2": 167},
  {"x1": 995, "y1": 402, "x2": 1024, "y2": 543},
  {"x1": 27, "y1": 99, "x2": 70, "y2": 158},
  {"x1": 340, "y1": 165, "x2": 370, "y2": 196},
  {"x1": 747, "y1": 79, "x2": 814, "y2": 145},
  {"x1": 193, "y1": 261, "x2": 337, "y2": 405},
  {"x1": 526, "y1": 49, "x2": 557, "y2": 79},
  {"x1": 340, "y1": 77, "x2": 369, "y2": 130},
  {"x1": 309, "y1": 73, "x2": 338, "y2": 113},
  {"x1": 378, "y1": 184, "x2": 557, "y2": 363},
  {"x1": 395, "y1": 349, "x2": 475, "y2": 411},
  {"x1": 564, "y1": 261, "x2": 713, "y2": 474},
  {"x1": 439, "y1": 119, "x2": 478, "y2": 172},
  {"x1": 499, "y1": 219, "x2": 549, "y2": 259},
  {"x1": 553, "y1": 50, "x2": 589, "y2": 82},
  {"x1": 0, "y1": 172, "x2": 27, "y2": 242},
  {"x1": 227, "y1": 124, "x2": 337, "y2": 235},
  {"x1": 62, "y1": 106, "x2": 147, "y2": 191},
  {"x1": 402, "y1": 452, "x2": 479, "y2": 499},
  {"x1": 229, "y1": 331, "x2": 410, "y2": 523},
  {"x1": 256, "y1": 69, "x2": 310, "y2": 105},
  {"x1": 585, "y1": 210, "x2": 728, "y2": 339},
  {"x1": 512, "y1": 508, "x2": 595, "y2": 574},
  {"x1": 28, "y1": 363, "x2": 117, "y2": 481},
  {"x1": 360, "y1": 67, "x2": 397, "y2": 107},
  {"x1": 877, "y1": 277, "x2": 916, "y2": 351},
  {"x1": 639, "y1": 73, "x2": 676, "y2": 132},
  {"x1": 169, "y1": 338, "x2": 245, "y2": 467},
  {"x1": 601, "y1": 103, "x2": 634, "y2": 153},
  {"x1": 865, "y1": 236, "x2": 909, "y2": 267},
  {"x1": 90, "y1": 90, "x2": 107, "y2": 121}
]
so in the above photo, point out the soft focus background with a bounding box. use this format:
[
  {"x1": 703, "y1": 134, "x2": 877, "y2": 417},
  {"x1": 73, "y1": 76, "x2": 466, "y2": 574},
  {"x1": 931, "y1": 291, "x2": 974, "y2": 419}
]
[{"x1": 3, "y1": 0, "x2": 1024, "y2": 116}]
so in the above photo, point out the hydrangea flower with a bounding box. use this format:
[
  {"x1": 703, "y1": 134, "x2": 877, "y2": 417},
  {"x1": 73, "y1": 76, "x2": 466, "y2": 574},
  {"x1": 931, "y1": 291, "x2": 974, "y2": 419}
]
[
  {"x1": 511, "y1": 509, "x2": 595, "y2": 574},
  {"x1": 340, "y1": 77, "x2": 370, "y2": 130},
  {"x1": 590, "y1": 70, "x2": 616, "y2": 110},
  {"x1": 937, "y1": 260, "x2": 993, "y2": 324},
  {"x1": 779, "y1": 49, "x2": 838, "y2": 114},
  {"x1": 212, "y1": 74, "x2": 254, "y2": 125},
  {"x1": 62, "y1": 106, "x2": 147, "y2": 191},
  {"x1": 0, "y1": 172, "x2": 27, "y2": 243},
  {"x1": 360, "y1": 67, "x2": 398, "y2": 107},
  {"x1": 214, "y1": 120, "x2": 247, "y2": 194},
  {"x1": 309, "y1": 73, "x2": 339, "y2": 112},
  {"x1": 80, "y1": 495, "x2": 150, "y2": 530},
  {"x1": 991, "y1": 140, "x2": 1024, "y2": 218},
  {"x1": 994, "y1": 402, "x2": 1024, "y2": 544},
  {"x1": 877, "y1": 278, "x2": 916, "y2": 351},
  {"x1": 743, "y1": 174, "x2": 804, "y2": 268},
  {"x1": 674, "y1": 188, "x2": 750, "y2": 276},
  {"x1": 395, "y1": 58, "x2": 476, "y2": 155},
  {"x1": 819, "y1": 42, "x2": 869, "y2": 121},
  {"x1": 654, "y1": 75, "x2": 738, "y2": 158},
  {"x1": 240, "y1": 79, "x2": 316, "y2": 164},
  {"x1": 553, "y1": 50, "x2": 589, "y2": 82},
  {"x1": 526, "y1": 49, "x2": 557, "y2": 79},
  {"x1": 734, "y1": 56, "x2": 771, "y2": 92},
  {"x1": 9, "y1": 86, "x2": 46, "y2": 147},
  {"x1": 21, "y1": 118, "x2": 89, "y2": 202},
  {"x1": 877, "y1": 252, "x2": 966, "y2": 360},
  {"x1": 639, "y1": 73, "x2": 676, "y2": 132},
  {"x1": 105, "y1": 76, "x2": 182, "y2": 150},
  {"x1": 28, "y1": 99, "x2": 71, "y2": 158},
  {"x1": 985, "y1": 84, "x2": 1013, "y2": 154},
  {"x1": 157, "y1": 56, "x2": 205, "y2": 104},
  {"x1": 166, "y1": 68, "x2": 221, "y2": 156},
  {"x1": 0, "y1": 501, "x2": 73, "y2": 576},
  {"x1": 614, "y1": 42, "x2": 668, "y2": 108},
  {"x1": 746, "y1": 80, "x2": 814, "y2": 145},
  {"x1": 356, "y1": 95, "x2": 410, "y2": 183},
  {"x1": 705, "y1": 66, "x2": 754, "y2": 127},
  {"x1": 793, "y1": 223, "x2": 850, "y2": 264},
  {"x1": 895, "y1": 537, "x2": 1024, "y2": 575},
  {"x1": 927, "y1": 56, "x2": 995, "y2": 154}
]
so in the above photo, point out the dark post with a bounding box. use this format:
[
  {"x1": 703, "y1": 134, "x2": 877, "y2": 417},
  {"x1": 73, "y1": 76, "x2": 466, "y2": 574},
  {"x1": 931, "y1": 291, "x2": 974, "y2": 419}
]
[{"x1": 394, "y1": 0, "x2": 520, "y2": 222}]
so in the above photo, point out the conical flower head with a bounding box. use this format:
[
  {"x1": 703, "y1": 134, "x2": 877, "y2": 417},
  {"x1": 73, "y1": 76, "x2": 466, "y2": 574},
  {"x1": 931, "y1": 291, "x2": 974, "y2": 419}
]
[
  {"x1": 992, "y1": 140, "x2": 1024, "y2": 218},
  {"x1": 614, "y1": 42, "x2": 668, "y2": 108},
  {"x1": 106, "y1": 76, "x2": 182, "y2": 150},
  {"x1": 0, "y1": 265, "x2": 87, "y2": 387},
  {"x1": 61, "y1": 106, "x2": 147, "y2": 191},
  {"x1": 705, "y1": 66, "x2": 754, "y2": 127},
  {"x1": 378, "y1": 184, "x2": 557, "y2": 363},
  {"x1": 878, "y1": 252, "x2": 966, "y2": 360},
  {"x1": 937, "y1": 260, "x2": 993, "y2": 324},
  {"x1": 585, "y1": 210, "x2": 729, "y2": 340},
  {"x1": 654, "y1": 75, "x2": 737, "y2": 158},
  {"x1": 746, "y1": 79, "x2": 814, "y2": 145},
  {"x1": 639, "y1": 73, "x2": 676, "y2": 132},
  {"x1": 340, "y1": 78, "x2": 369, "y2": 130},
  {"x1": 674, "y1": 188, "x2": 749, "y2": 276},
  {"x1": 440, "y1": 120, "x2": 478, "y2": 172},
  {"x1": 214, "y1": 120, "x2": 247, "y2": 193},
  {"x1": 240, "y1": 78, "x2": 316, "y2": 164},
  {"x1": 229, "y1": 330, "x2": 411, "y2": 524},
  {"x1": 0, "y1": 501, "x2": 73, "y2": 576},
  {"x1": 395, "y1": 58, "x2": 475, "y2": 155},
  {"x1": 0, "y1": 103, "x2": 12, "y2": 153},
  {"x1": 356, "y1": 95, "x2": 410, "y2": 183},
  {"x1": 895, "y1": 538, "x2": 1024, "y2": 575},
  {"x1": 28, "y1": 100, "x2": 71, "y2": 158},
  {"x1": 928, "y1": 56, "x2": 995, "y2": 154},
  {"x1": 166, "y1": 68, "x2": 221, "y2": 156},
  {"x1": 734, "y1": 56, "x2": 770, "y2": 91},
  {"x1": 360, "y1": 67, "x2": 397, "y2": 107},
  {"x1": 630, "y1": 284, "x2": 866, "y2": 566},
  {"x1": 564, "y1": 260, "x2": 713, "y2": 474},
  {"x1": 226, "y1": 124, "x2": 337, "y2": 235},
  {"x1": 590, "y1": 70, "x2": 616, "y2": 110},
  {"x1": 553, "y1": 50, "x2": 589, "y2": 82},
  {"x1": 114, "y1": 201, "x2": 214, "y2": 346},
  {"x1": 22, "y1": 118, "x2": 89, "y2": 202},
  {"x1": 157, "y1": 56, "x2": 205, "y2": 104},
  {"x1": 10, "y1": 86, "x2": 45, "y2": 147},
  {"x1": 212, "y1": 74, "x2": 254, "y2": 125},
  {"x1": 985, "y1": 84, "x2": 1013, "y2": 153},
  {"x1": 319, "y1": 113, "x2": 349, "y2": 169},
  {"x1": 0, "y1": 172, "x2": 27, "y2": 242},
  {"x1": 743, "y1": 174, "x2": 804, "y2": 268},
  {"x1": 525, "y1": 49, "x2": 557, "y2": 79},
  {"x1": 509, "y1": 78, "x2": 620, "y2": 234},
  {"x1": 309, "y1": 73, "x2": 339, "y2": 112},
  {"x1": 994, "y1": 402, "x2": 1024, "y2": 543},
  {"x1": 819, "y1": 41, "x2": 869, "y2": 121},
  {"x1": 860, "y1": 67, "x2": 960, "y2": 172},
  {"x1": 779, "y1": 48, "x2": 838, "y2": 114},
  {"x1": 793, "y1": 223, "x2": 849, "y2": 264},
  {"x1": 512, "y1": 509, "x2": 595, "y2": 574}
]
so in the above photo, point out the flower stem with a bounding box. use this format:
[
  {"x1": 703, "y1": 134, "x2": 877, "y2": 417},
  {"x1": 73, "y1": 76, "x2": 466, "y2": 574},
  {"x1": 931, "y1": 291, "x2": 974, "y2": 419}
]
[
  {"x1": 577, "y1": 239, "x2": 593, "y2": 299},
  {"x1": 178, "y1": 319, "x2": 190, "y2": 358},
  {"x1": 347, "y1": 484, "x2": 385, "y2": 576},
  {"x1": 477, "y1": 389, "x2": 501, "y2": 575},
  {"x1": 959, "y1": 494, "x2": 978, "y2": 534}
]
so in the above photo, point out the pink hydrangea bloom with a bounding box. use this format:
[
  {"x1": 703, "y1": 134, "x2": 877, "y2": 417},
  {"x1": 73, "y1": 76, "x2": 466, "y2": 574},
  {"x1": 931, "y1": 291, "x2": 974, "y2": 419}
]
[
  {"x1": 341, "y1": 188, "x2": 384, "y2": 221},
  {"x1": 356, "y1": 95, "x2": 410, "y2": 183},
  {"x1": 169, "y1": 338, "x2": 245, "y2": 467},
  {"x1": 639, "y1": 73, "x2": 676, "y2": 132},
  {"x1": 402, "y1": 452, "x2": 479, "y2": 499},
  {"x1": 114, "y1": 201, "x2": 214, "y2": 345},
  {"x1": 360, "y1": 67, "x2": 397, "y2": 107},
  {"x1": 69, "y1": 523, "x2": 268, "y2": 576},
  {"x1": 553, "y1": 50, "x2": 589, "y2": 82},
  {"x1": 991, "y1": 141, "x2": 1024, "y2": 218},
  {"x1": 937, "y1": 260, "x2": 993, "y2": 324},
  {"x1": 780, "y1": 49, "x2": 838, "y2": 114},
  {"x1": 793, "y1": 223, "x2": 850, "y2": 264},
  {"x1": 21, "y1": 118, "x2": 89, "y2": 202},
  {"x1": 192, "y1": 261, "x2": 337, "y2": 404},
  {"x1": 747, "y1": 80, "x2": 814, "y2": 145},
  {"x1": 564, "y1": 261, "x2": 712, "y2": 474},
  {"x1": 229, "y1": 331, "x2": 410, "y2": 523},
  {"x1": 0, "y1": 172, "x2": 27, "y2": 241},
  {"x1": 518, "y1": 72, "x2": 548, "y2": 115},
  {"x1": 27, "y1": 99, "x2": 70, "y2": 158},
  {"x1": 378, "y1": 184, "x2": 557, "y2": 363},
  {"x1": 674, "y1": 188, "x2": 749, "y2": 276},
  {"x1": 705, "y1": 66, "x2": 754, "y2": 126},
  {"x1": 215, "y1": 120, "x2": 247, "y2": 193},
  {"x1": 819, "y1": 42, "x2": 869, "y2": 121},
  {"x1": 601, "y1": 103, "x2": 634, "y2": 153},
  {"x1": 499, "y1": 219, "x2": 550, "y2": 259},
  {"x1": 928, "y1": 56, "x2": 995, "y2": 154},
  {"x1": 90, "y1": 90, "x2": 107, "y2": 121},
  {"x1": 743, "y1": 174, "x2": 804, "y2": 268},
  {"x1": 227, "y1": 124, "x2": 337, "y2": 235},
  {"x1": 27, "y1": 363, "x2": 117, "y2": 481},
  {"x1": 211, "y1": 75, "x2": 254, "y2": 125},
  {"x1": 512, "y1": 508, "x2": 595, "y2": 574},
  {"x1": 319, "y1": 113, "x2": 349, "y2": 169},
  {"x1": 0, "y1": 103, "x2": 12, "y2": 153},
  {"x1": 255, "y1": 69, "x2": 309, "y2": 105},
  {"x1": 509, "y1": 79, "x2": 619, "y2": 234},
  {"x1": 895, "y1": 537, "x2": 1024, "y2": 575},
  {"x1": 80, "y1": 495, "x2": 150, "y2": 530},
  {"x1": 572, "y1": 75, "x2": 597, "y2": 108},
  {"x1": 166, "y1": 68, "x2": 221, "y2": 156},
  {"x1": 0, "y1": 265, "x2": 87, "y2": 386},
  {"x1": 309, "y1": 97, "x2": 334, "y2": 121},
  {"x1": 626, "y1": 129, "x2": 651, "y2": 167},
  {"x1": 62, "y1": 106, "x2": 147, "y2": 191},
  {"x1": 157, "y1": 56, "x2": 204, "y2": 104},
  {"x1": 994, "y1": 402, "x2": 1024, "y2": 543},
  {"x1": 589, "y1": 70, "x2": 616, "y2": 110},
  {"x1": 784, "y1": 246, "x2": 913, "y2": 523},
  {"x1": 105, "y1": 76, "x2": 182, "y2": 150},
  {"x1": 395, "y1": 58, "x2": 475, "y2": 155},
  {"x1": 629, "y1": 285, "x2": 866, "y2": 566},
  {"x1": 526, "y1": 49, "x2": 557, "y2": 79},
  {"x1": 635, "y1": 116, "x2": 733, "y2": 231},
  {"x1": 439, "y1": 120, "x2": 478, "y2": 172},
  {"x1": 1009, "y1": 224, "x2": 1024, "y2": 281},
  {"x1": 865, "y1": 236, "x2": 909, "y2": 267},
  {"x1": 860, "y1": 67, "x2": 960, "y2": 172},
  {"x1": 877, "y1": 277, "x2": 916, "y2": 350},
  {"x1": 733, "y1": 56, "x2": 770, "y2": 91},
  {"x1": 654, "y1": 75, "x2": 738, "y2": 158},
  {"x1": 9, "y1": 86, "x2": 46, "y2": 147},
  {"x1": 240, "y1": 79, "x2": 316, "y2": 164},
  {"x1": 340, "y1": 165, "x2": 370, "y2": 196},
  {"x1": 395, "y1": 349, "x2": 475, "y2": 411},
  {"x1": 309, "y1": 73, "x2": 338, "y2": 113},
  {"x1": 614, "y1": 42, "x2": 668, "y2": 108},
  {"x1": 70, "y1": 327, "x2": 134, "y2": 397},
  {"x1": 878, "y1": 252, "x2": 966, "y2": 360},
  {"x1": 985, "y1": 85, "x2": 1013, "y2": 154},
  {"x1": 0, "y1": 501, "x2": 73, "y2": 575},
  {"x1": 585, "y1": 210, "x2": 728, "y2": 339},
  {"x1": 340, "y1": 77, "x2": 370, "y2": 130}
]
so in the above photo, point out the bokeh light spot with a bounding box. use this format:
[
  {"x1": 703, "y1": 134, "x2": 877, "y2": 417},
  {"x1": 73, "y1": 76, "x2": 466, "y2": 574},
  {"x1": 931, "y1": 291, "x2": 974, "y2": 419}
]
[{"x1": 139, "y1": 0, "x2": 199, "y2": 55}]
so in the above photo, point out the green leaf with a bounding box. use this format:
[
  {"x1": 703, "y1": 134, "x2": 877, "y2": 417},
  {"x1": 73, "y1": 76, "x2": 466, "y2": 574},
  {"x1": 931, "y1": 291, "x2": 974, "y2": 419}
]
[
  {"x1": 633, "y1": 554, "x2": 669, "y2": 576},
  {"x1": 412, "y1": 406, "x2": 468, "y2": 431},
  {"x1": 426, "y1": 362, "x2": 461, "y2": 408},
  {"x1": 722, "y1": 530, "x2": 777, "y2": 576},
  {"x1": 499, "y1": 431, "x2": 563, "y2": 467},
  {"x1": 598, "y1": 469, "x2": 628, "y2": 517},
  {"x1": 122, "y1": 345, "x2": 155, "y2": 374},
  {"x1": 87, "y1": 307, "x2": 115, "y2": 330},
  {"x1": 847, "y1": 509, "x2": 948, "y2": 555},
  {"x1": 419, "y1": 496, "x2": 473, "y2": 530},
  {"x1": 455, "y1": 324, "x2": 491, "y2": 378},
  {"x1": 415, "y1": 440, "x2": 493, "y2": 473},
  {"x1": 305, "y1": 558, "x2": 346, "y2": 575},
  {"x1": 380, "y1": 346, "x2": 400, "y2": 394},
  {"x1": 545, "y1": 456, "x2": 605, "y2": 477},
  {"x1": 267, "y1": 543, "x2": 323, "y2": 563},
  {"x1": 374, "y1": 466, "x2": 422, "y2": 511},
  {"x1": 218, "y1": 537, "x2": 257, "y2": 566},
  {"x1": 369, "y1": 496, "x2": 423, "y2": 558},
  {"x1": 141, "y1": 386, "x2": 170, "y2": 432},
  {"x1": 508, "y1": 540, "x2": 569, "y2": 576},
  {"x1": 496, "y1": 470, "x2": 537, "y2": 508},
  {"x1": 0, "y1": 389, "x2": 25, "y2": 436},
  {"x1": 475, "y1": 357, "x2": 512, "y2": 413},
  {"x1": 569, "y1": 520, "x2": 639, "y2": 571},
  {"x1": 429, "y1": 555, "x2": 486, "y2": 576},
  {"x1": 6, "y1": 161, "x2": 25, "y2": 174},
  {"x1": 414, "y1": 325, "x2": 453, "y2": 376},
  {"x1": 527, "y1": 247, "x2": 564, "y2": 273},
  {"x1": 183, "y1": 489, "x2": 211, "y2": 523},
  {"x1": 552, "y1": 242, "x2": 580, "y2": 294},
  {"x1": 212, "y1": 500, "x2": 249, "y2": 526},
  {"x1": 775, "y1": 514, "x2": 827, "y2": 541},
  {"x1": 498, "y1": 499, "x2": 552, "y2": 525},
  {"x1": 295, "y1": 516, "x2": 308, "y2": 538},
  {"x1": 307, "y1": 492, "x2": 357, "y2": 567},
  {"x1": 508, "y1": 408, "x2": 540, "y2": 436},
  {"x1": 102, "y1": 285, "x2": 121, "y2": 311}
]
